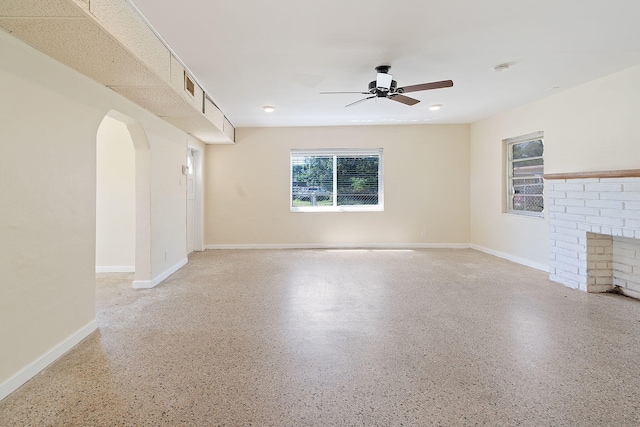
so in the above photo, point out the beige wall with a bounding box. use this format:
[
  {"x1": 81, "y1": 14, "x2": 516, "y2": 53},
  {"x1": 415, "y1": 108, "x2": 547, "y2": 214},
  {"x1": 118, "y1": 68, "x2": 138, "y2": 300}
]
[
  {"x1": 470, "y1": 65, "x2": 640, "y2": 269},
  {"x1": 147, "y1": 124, "x2": 189, "y2": 274},
  {"x1": 205, "y1": 125, "x2": 470, "y2": 246},
  {"x1": 0, "y1": 30, "x2": 189, "y2": 394},
  {"x1": 96, "y1": 116, "x2": 135, "y2": 270}
]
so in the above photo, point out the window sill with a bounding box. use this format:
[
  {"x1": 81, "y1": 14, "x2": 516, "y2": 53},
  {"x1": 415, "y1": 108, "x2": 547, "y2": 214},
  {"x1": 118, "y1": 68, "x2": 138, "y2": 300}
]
[
  {"x1": 291, "y1": 205, "x2": 384, "y2": 213},
  {"x1": 504, "y1": 210, "x2": 545, "y2": 219}
]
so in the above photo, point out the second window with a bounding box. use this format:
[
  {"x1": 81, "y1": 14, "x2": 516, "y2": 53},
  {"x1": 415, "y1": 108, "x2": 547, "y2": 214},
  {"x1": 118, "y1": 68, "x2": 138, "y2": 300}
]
[{"x1": 291, "y1": 149, "x2": 383, "y2": 212}]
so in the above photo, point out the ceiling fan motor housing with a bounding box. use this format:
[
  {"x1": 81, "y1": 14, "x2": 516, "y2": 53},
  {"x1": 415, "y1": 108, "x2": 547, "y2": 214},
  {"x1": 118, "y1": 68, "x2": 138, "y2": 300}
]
[{"x1": 368, "y1": 79, "x2": 397, "y2": 96}]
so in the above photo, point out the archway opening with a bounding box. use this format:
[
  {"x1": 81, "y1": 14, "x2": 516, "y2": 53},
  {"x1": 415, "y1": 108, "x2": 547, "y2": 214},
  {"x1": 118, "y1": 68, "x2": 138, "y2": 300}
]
[{"x1": 96, "y1": 110, "x2": 151, "y2": 286}]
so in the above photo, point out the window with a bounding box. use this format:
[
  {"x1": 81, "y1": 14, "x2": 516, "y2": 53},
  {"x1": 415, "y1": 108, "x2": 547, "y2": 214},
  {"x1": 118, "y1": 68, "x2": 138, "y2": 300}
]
[
  {"x1": 291, "y1": 149, "x2": 383, "y2": 212},
  {"x1": 505, "y1": 132, "x2": 544, "y2": 215}
]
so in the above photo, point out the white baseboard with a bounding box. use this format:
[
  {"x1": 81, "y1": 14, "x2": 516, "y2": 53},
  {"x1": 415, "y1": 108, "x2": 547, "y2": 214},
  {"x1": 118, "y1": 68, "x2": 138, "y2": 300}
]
[
  {"x1": 470, "y1": 244, "x2": 549, "y2": 272},
  {"x1": 204, "y1": 243, "x2": 549, "y2": 273},
  {"x1": 204, "y1": 243, "x2": 470, "y2": 250},
  {"x1": 95, "y1": 266, "x2": 135, "y2": 273},
  {"x1": 133, "y1": 257, "x2": 188, "y2": 289},
  {"x1": 0, "y1": 320, "x2": 98, "y2": 402},
  {"x1": 131, "y1": 279, "x2": 152, "y2": 288}
]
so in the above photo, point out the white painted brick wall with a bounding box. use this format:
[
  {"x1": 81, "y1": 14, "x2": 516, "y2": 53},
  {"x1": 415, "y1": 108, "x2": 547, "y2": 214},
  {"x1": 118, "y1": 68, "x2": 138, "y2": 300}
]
[
  {"x1": 584, "y1": 183, "x2": 623, "y2": 192},
  {"x1": 555, "y1": 198, "x2": 585, "y2": 207},
  {"x1": 623, "y1": 182, "x2": 640, "y2": 192},
  {"x1": 586, "y1": 216, "x2": 625, "y2": 227},
  {"x1": 626, "y1": 219, "x2": 640, "y2": 229},
  {"x1": 601, "y1": 191, "x2": 640, "y2": 201},
  {"x1": 546, "y1": 177, "x2": 640, "y2": 296},
  {"x1": 553, "y1": 183, "x2": 585, "y2": 192},
  {"x1": 566, "y1": 206, "x2": 600, "y2": 216},
  {"x1": 625, "y1": 201, "x2": 640, "y2": 210},
  {"x1": 548, "y1": 205, "x2": 566, "y2": 213},
  {"x1": 567, "y1": 191, "x2": 600, "y2": 200},
  {"x1": 586, "y1": 199, "x2": 624, "y2": 209}
]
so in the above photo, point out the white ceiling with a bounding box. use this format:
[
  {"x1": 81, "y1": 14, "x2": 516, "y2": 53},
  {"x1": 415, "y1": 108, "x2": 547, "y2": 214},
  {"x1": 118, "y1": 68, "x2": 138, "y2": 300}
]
[{"x1": 128, "y1": 0, "x2": 640, "y2": 128}]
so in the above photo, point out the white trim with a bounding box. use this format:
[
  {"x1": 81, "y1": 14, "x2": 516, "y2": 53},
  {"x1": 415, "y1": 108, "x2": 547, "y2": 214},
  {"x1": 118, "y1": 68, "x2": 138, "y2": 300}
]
[
  {"x1": 0, "y1": 320, "x2": 97, "y2": 402},
  {"x1": 291, "y1": 148, "x2": 383, "y2": 157},
  {"x1": 204, "y1": 243, "x2": 550, "y2": 273},
  {"x1": 291, "y1": 205, "x2": 384, "y2": 213},
  {"x1": 133, "y1": 257, "x2": 188, "y2": 289},
  {"x1": 470, "y1": 244, "x2": 549, "y2": 272},
  {"x1": 131, "y1": 279, "x2": 152, "y2": 288},
  {"x1": 95, "y1": 266, "x2": 135, "y2": 273},
  {"x1": 187, "y1": 143, "x2": 205, "y2": 252},
  {"x1": 504, "y1": 130, "x2": 544, "y2": 144},
  {"x1": 204, "y1": 243, "x2": 470, "y2": 250}
]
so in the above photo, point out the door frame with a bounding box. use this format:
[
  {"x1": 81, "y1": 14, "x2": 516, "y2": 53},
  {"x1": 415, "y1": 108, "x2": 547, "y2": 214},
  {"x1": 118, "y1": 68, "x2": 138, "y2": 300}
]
[{"x1": 187, "y1": 143, "x2": 204, "y2": 252}]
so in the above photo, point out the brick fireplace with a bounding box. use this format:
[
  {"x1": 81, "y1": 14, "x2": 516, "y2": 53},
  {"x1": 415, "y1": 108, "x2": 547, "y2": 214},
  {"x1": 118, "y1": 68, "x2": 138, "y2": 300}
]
[{"x1": 544, "y1": 170, "x2": 640, "y2": 299}]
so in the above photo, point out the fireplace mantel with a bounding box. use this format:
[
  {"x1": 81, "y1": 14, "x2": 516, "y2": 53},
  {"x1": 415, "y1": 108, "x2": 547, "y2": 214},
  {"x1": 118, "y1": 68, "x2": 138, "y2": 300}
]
[{"x1": 544, "y1": 169, "x2": 640, "y2": 180}]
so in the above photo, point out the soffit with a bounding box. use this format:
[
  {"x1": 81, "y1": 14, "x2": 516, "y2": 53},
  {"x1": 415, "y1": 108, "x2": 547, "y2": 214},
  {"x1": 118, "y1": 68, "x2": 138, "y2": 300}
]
[
  {"x1": 110, "y1": 86, "x2": 200, "y2": 117},
  {"x1": 0, "y1": 17, "x2": 164, "y2": 87},
  {"x1": 0, "y1": 0, "x2": 233, "y2": 144},
  {"x1": 0, "y1": 0, "x2": 86, "y2": 17},
  {"x1": 89, "y1": 0, "x2": 170, "y2": 83}
]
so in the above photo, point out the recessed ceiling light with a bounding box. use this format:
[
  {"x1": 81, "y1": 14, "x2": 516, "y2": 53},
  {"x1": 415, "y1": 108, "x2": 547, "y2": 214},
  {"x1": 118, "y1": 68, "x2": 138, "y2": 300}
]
[
  {"x1": 263, "y1": 106, "x2": 275, "y2": 112},
  {"x1": 429, "y1": 104, "x2": 442, "y2": 111}
]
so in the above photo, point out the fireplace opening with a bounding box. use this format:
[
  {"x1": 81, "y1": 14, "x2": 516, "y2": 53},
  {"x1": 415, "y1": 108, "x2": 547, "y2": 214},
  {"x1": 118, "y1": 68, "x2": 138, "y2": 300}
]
[{"x1": 587, "y1": 233, "x2": 640, "y2": 299}]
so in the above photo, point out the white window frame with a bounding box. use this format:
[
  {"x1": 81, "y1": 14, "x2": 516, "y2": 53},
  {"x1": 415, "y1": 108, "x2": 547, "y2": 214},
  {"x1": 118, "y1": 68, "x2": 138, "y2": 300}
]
[
  {"x1": 290, "y1": 148, "x2": 384, "y2": 212},
  {"x1": 505, "y1": 131, "x2": 544, "y2": 217}
]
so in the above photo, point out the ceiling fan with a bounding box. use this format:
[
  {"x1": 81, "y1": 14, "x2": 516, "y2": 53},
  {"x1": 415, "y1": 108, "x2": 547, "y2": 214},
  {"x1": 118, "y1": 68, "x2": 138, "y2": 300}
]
[{"x1": 321, "y1": 65, "x2": 453, "y2": 107}]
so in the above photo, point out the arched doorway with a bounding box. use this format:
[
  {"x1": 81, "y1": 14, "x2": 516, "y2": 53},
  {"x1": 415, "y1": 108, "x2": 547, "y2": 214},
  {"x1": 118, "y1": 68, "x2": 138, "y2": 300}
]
[{"x1": 96, "y1": 110, "x2": 151, "y2": 287}]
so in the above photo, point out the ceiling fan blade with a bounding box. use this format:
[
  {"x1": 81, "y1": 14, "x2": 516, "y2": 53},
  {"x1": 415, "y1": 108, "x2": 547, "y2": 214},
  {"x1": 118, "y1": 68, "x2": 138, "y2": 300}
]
[
  {"x1": 389, "y1": 94, "x2": 420, "y2": 106},
  {"x1": 398, "y1": 80, "x2": 454, "y2": 93},
  {"x1": 345, "y1": 96, "x2": 376, "y2": 107},
  {"x1": 320, "y1": 91, "x2": 371, "y2": 95}
]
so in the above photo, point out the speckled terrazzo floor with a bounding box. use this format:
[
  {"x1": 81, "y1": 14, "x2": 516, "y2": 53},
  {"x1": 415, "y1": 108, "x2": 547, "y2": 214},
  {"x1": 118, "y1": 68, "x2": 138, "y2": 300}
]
[{"x1": 2, "y1": 249, "x2": 640, "y2": 426}]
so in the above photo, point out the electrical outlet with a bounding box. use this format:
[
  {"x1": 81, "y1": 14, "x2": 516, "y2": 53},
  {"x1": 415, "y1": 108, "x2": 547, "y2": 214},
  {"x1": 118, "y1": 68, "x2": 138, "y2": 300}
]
[
  {"x1": 421, "y1": 230, "x2": 427, "y2": 238},
  {"x1": 164, "y1": 250, "x2": 168, "y2": 261}
]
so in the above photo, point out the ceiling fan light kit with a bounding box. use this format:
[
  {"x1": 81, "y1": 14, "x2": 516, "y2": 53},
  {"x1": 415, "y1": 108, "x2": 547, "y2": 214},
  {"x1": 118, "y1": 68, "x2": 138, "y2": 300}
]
[{"x1": 321, "y1": 65, "x2": 453, "y2": 107}]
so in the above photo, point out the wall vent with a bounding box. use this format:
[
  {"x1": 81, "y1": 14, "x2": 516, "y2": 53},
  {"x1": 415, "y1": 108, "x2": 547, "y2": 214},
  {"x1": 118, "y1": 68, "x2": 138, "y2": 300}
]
[{"x1": 184, "y1": 72, "x2": 195, "y2": 97}]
